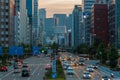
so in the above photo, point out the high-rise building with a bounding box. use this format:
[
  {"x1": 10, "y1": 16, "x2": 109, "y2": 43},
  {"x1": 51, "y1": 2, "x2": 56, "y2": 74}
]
[
  {"x1": 82, "y1": 0, "x2": 95, "y2": 46},
  {"x1": 53, "y1": 14, "x2": 67, "y2": 26},
  {"x1": 33, "y1": 0, "x2": 38, "y2": 45},
  {"x1": 91, "y1": 4, "x2": 109, "y2": 45},
  {"x1": 108, "y1": 0, "x2": 116, "y2": 47},
  {"x1": 82, "y1": 0, "x2": 95, "y2": 13},
  {"x1": 39, "y1": 8, "x2": 46, "y2": 45},
  {"x1": 72, "y1": 5, "x2": 82, "y2": 47},
  {"x1": 116, "y1": 0, "x2": 120, "y2": 49},
  {"x1": 14, "y1": 0, "x2": 28, "y2": 45},
  {"x1": 26, "y1": 0, "x2": 34, "y2": 45},
  {"x1": 0, "y1": 0, "x2": 14, "y2": 47},
  {"x1": 45, "y1": 18, "x2": 55, "y2": 45}
]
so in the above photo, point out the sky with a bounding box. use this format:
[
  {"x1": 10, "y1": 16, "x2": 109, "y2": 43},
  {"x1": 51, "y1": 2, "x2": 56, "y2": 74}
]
[{"x1": 38, "y1": 0, "x2": 82, "y2": 18}]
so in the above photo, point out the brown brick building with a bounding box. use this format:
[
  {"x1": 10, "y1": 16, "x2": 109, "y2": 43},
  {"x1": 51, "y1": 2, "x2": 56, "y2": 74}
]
[{"x1": 91, "y1": 4, "x2": 109, "y2": 45}]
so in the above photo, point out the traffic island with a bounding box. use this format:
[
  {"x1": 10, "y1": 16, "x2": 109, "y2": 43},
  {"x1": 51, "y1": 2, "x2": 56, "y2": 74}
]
[{"x1": 44, "y1": 60, "x2": 66, "y2": 80}]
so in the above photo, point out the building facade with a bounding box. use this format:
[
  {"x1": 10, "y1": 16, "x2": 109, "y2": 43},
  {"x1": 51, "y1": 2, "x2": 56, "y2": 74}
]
[
  {"x1": 53, "y1": 14, "x2": 67, "y2": 26},
  {"x1": 26, "y1": 0, "x2": 34, "y2": 45},
  {"x1": 33, "y1": 0, "x2": 38, "y2": 45},
  {"x1": 39, "y1": 8, "x2": 46, "y2": 45},
  {"x1": 0, "y1": 0, "x2": 14, "y2": 47},
  {"x1": 91, "y1": 4, "x2": 109, "y2": 45},
  {"x1": 72, "y1": 5, "x2": 82, "y2": 47},
  {"x1": 14, "y1": 0, "x2": 28, "y2": 45}
]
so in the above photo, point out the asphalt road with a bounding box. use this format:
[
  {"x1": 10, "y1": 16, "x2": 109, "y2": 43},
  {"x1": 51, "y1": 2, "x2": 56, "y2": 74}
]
[
  {"x1": 60, "y1": 52, "x2": 115, "y2": 80},
  {"x1": 0, "y1": 55, "x2": 50, "y2": 80}
]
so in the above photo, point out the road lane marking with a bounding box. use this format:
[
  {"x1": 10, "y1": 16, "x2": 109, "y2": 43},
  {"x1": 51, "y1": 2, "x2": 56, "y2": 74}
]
[
  {"x1": 38, "y1": 73, "x2": 39, "y2": 75},
  {"x1": 13, "y1": 78, "x2": 16, "y2": 80},
  {"x1": 31, "y1": 65, "x2": 39, "y2": 75},
  {"x1": 1, "y1": 71, "x2": 14, "y2": 79},
  {"x1": 28, "y1": 78, "x2": 30, "y2": 80}
]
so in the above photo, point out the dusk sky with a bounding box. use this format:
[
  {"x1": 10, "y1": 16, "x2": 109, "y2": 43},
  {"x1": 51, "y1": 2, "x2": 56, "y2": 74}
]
[{"x1": 38, "y1": 0, "x2": 82, "y2": 18}]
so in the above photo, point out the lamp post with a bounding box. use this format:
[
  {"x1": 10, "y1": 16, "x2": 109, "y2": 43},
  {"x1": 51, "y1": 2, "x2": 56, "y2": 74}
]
[{"x1": 99, "y1": 51, "x2": 102, "y2": 64}]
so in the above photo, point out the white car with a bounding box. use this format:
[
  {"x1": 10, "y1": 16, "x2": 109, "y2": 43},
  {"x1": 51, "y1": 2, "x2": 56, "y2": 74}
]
[
  {"x1": 66, "y1": 67, "x2": 74, "y2": 75},
  {"x1": 83, "y1": 71, "x2": 91, "y2": 79},
  {"x1": 87, "y1": 66, "x2": 94, "y2": 72}
]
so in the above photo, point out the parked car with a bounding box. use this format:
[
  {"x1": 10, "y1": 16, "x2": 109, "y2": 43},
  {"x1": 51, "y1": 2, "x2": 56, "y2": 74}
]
[{"x1": 0, "y1": 66, "x2": 7, "y2": 72}]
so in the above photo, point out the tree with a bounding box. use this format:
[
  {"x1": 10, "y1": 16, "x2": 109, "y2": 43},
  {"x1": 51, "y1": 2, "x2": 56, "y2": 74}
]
[
  {"x1": 76, "y1": 44, "x2": 89, "y2": 54},
  {"x1": 97, "y1": 42, "x2": 107, "y2": 64},
  {"x1": 51, "y1": 42, "x2": 59, "y2": 50},
  {"x1": 108, "y1": 45, "x2": 119, "y2": 68}
]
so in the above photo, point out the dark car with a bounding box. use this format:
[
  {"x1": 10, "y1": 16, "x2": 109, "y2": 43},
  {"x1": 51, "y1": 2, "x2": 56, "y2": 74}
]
[
  {"x1": 0, "y1": 66, "x2": 8, "y2": 72},
  {"x1": 21, "y1": 69, "x2": 30, "y2": 77}
]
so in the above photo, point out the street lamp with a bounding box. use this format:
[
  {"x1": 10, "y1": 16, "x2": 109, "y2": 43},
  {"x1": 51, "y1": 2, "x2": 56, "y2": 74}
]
[{"x1": 99, "y1": 52, "x2": 102, "y2": 64}]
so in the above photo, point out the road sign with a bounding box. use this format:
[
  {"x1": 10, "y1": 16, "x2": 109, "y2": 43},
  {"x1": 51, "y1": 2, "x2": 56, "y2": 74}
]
[
  {"x1": 52, "y1": 73, "x2": 57, "y2": 79},
  {"x1": 52, "y1": 60, "x2": 56, "y2": 73},
  {"x1": 0, "y1": 47, "x2": 2, "y2": 55},
  {"x1": 32, "y1": 46, "x2": 39, "y2": 55},
  {"x1": 9, "y1": 46, "x2": 24, "y2": 55}
]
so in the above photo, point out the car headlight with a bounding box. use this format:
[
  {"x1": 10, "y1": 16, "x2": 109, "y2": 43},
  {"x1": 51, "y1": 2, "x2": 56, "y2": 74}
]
[
  {"x1": 102, "y1": 79, "x2": 104, "y2": 80},
  {"x1": 108, "y1": 79, "x2": 110, "y2": 80},
  {"x1": 83, "y1": 75, "x2": 86, "y2": 77},
  {"x1": 89, "y1": 75, "x2": 91, "y2": 77}
]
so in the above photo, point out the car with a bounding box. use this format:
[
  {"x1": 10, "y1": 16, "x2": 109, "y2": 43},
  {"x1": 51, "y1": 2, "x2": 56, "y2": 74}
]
[
  {"x1": 14, "y1": 66, "x2": 21, "y2": 73},
  {"x1": 21, "y1": 69, "x2": 30, "y2": 77},
  {"x1": 92, "y1": 64, "x2": 98, "y2": 69},
  {"x1": 101, "y1": 76, "x2": 111, "y2": 80},
  {"x1": 83, "y1": 71, "x2": 91, "y2": 79},
  {"x1": 0, "y1": 66, "x2": 8, "y2": 72},
  {"x1": 44, "y1": 64, "x2": 52, "y2": 70},
  {"x1": 79, "y1": 59, "x2": 85, "y2": 65},
  {"x1": 87, "y1": 66, "x2": 94, "y2": 72},
  {"x1": 63, "y1": 65, "x2": 67, "y2": 70},
  {"x1": 66, "y1": 67, "x2": 74, "y2": 75}
]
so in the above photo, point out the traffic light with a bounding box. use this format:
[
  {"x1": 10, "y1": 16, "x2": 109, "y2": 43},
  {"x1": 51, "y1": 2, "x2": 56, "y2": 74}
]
[{"x1": 41, "y1": 50, "x2": 44, "y2": 53}]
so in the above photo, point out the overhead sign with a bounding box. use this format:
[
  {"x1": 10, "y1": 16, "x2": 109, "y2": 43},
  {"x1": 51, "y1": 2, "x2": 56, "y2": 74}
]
[
  {"x1": 52, "y1": 73, "x2": 57, "y2": 79},
  {"x1": 52, "y1": 60, "x2": 56, "y2": 73},
  {"x1": 9, "y1": 46, "x2": 24, "y2": 55},
  {"x1": 32, "y1": 46, "x2": 39, "y2": 55},
  {"x1": 0, "y1": 47, "x2": 2, "y2": 55}
]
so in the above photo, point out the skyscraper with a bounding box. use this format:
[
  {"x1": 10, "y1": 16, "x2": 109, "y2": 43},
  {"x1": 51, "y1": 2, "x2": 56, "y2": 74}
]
[
  {"x1": 53, "y1": 14, "x2": 67, "y2": 26},
  {"x1": 0, "y1": 0, "x2": 14, "y2": 47},
  {"x1": 39, "y1": 8, "x2": 46, "y2": 45},
  {"x1": 33, "y1": 0, "x2": 38, "y2": 45},
  {"x1": 91, "y1": 4, "x2": 109, "y2": 45},
  {"x1": 72, "y1": 5, "x2": 82, "y2": 47},
  {"x1": 14, "y1": 0, "x2": 28, "y2": 45},
  {"x1": 26, "y1": 0, "x2": 34, "y2": 45}
]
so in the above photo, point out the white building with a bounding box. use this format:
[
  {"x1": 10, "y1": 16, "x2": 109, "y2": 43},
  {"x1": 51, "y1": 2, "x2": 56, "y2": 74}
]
[{"x1": 14, "y1": 0, "x2": 29, "y2": 45}]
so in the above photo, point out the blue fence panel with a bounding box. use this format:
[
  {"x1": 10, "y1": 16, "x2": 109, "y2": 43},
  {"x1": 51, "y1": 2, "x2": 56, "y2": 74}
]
[{"x1": 0, "y1": 47, "x2": 2, "y2": 55}]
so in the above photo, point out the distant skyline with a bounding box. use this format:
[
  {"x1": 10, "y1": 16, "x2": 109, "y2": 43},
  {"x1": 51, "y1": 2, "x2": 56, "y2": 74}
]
[{"x1": 38, "y1": 0, "x2": 81, "y2": 18}]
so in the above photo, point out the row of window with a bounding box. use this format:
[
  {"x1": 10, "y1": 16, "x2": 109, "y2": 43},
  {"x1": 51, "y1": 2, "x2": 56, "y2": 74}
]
[
  {"x1": 0, "y1": 25, "x2": 8, "y2": 28},
  {"x1": 0, "y1": 18, "x2": 8, "y2": 22},
  {"x1": 0, "y1": 12, "x2": 9, "y2": 15},
  {"x1": 0, "y1": 0, "x2": 9, "y2": 3},
  {"x1": 0, "y1": 5, "x2": 9, "y2": 9},
  {"x1": 0, "y1": 37, "x2": 8, "y2": 41}
]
